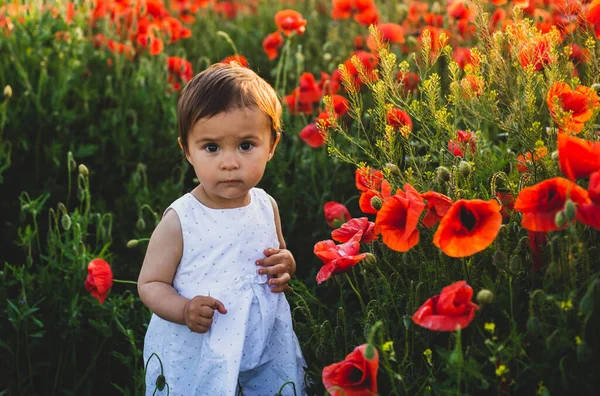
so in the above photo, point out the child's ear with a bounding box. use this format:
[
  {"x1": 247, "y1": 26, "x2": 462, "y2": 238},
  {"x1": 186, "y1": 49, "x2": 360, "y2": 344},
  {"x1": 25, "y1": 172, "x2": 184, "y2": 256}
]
[
  {"x1": 268, "y1": 132, "x2": 281, "y2": 161},
  {"x1": 178, "y1": 137, "x2": 190, "y2": 162}
]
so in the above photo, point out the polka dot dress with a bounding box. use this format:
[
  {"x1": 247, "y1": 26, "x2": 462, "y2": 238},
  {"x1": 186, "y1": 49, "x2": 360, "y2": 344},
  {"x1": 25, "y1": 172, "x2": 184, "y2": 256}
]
[{"x1": 143, "y1": 188, "x2": 306, "y2": 395}]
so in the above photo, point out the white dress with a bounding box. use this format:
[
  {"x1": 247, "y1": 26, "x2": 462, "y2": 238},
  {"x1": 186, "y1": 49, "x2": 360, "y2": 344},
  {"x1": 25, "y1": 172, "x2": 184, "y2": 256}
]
[{"x1": 143, "y1": 188, "x2": 306, "y2": 395}]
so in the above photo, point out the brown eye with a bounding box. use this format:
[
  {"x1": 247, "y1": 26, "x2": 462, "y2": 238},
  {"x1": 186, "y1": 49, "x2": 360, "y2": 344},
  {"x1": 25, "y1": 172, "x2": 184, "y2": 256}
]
[
  {"x1": 204, "y1": 144, "x2": 219, "y2": 153},
  {"x1": 239, "y1": 142, "x2": 253, "y2": 151}
]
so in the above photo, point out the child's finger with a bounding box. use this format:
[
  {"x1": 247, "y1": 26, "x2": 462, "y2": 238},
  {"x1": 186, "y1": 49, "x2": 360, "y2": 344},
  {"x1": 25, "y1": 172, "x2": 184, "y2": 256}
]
[
  {"x1": 212, "y1": 298, "x2": 228, "y2": 314},
  {"x1": 263, "y1": 247, "x2": 280, "y2": 256},
  {"x1": 269, "y1": 273, "x2": 290, "y2": 286},
  {"x1": 258, "y1": 263, "x2": 286, "y2": 276}
]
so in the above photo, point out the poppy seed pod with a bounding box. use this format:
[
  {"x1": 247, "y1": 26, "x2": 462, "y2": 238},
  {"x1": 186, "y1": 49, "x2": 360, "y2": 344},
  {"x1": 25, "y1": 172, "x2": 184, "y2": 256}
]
[
  {"x1": 370, "y1": 196, "x2": 383, "y2": 210},
  {"x1": 436, "y1": 166, "x2": 451, "y2": 182},
  {"x1": 361, "y1": 253, "x2": 377, "y2": 267},
  {"x1": 127, "y1": 239, "x2": 139, "y2": 248},
  {"x1": 492, "y1": 250, "x2": 507, "y2": 270},
  {"x1": 4, "y1": 85, "x2": 12, "y2": 100},
  {"x1": 458, "y1": 161, "x2": 472, "y2": 178},
  {"x1": 61, "y1": 214, "x2": 72, "y2": 231},
  {"x1": 476, "y1": 289, "x2": 494, "y2": 305},
  {"x1": 78, "y1": 164, "x2": 89, "y2": 177}
]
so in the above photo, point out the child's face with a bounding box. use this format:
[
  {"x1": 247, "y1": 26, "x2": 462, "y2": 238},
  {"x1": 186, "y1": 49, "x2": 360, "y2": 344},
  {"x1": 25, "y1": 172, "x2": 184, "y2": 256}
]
[{"x1": 181, "y1": 106, "x2": 278, "y2": 208}]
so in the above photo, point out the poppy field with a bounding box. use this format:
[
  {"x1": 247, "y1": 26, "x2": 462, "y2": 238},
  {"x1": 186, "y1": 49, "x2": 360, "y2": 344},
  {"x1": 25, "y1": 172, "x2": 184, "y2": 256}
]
[{"x1": 2, "y1": 0, "x2": 600, "y2": 395}]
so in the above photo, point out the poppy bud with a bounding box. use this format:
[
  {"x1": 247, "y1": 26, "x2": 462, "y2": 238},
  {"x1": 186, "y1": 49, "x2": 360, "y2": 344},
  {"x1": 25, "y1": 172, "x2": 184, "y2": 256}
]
[
  {"x1": 436, "y1": 166, "x2": 451, "y2": 182},
  {"x1": 527, "y1": 316, "x2": 541, "y2": 333},
  {"x1": 476, "y1": 289, "x2": 494, "y2": 305},
  {"x1": 57, "y1": 202, "x2": 67, "y2": 215},
  {"x1": 78, "y1": 164, "x2": 89, "y2": 177},
  {"x1": 458, "y1": 161, "x2": 472, "y2": 178},
  {"x1": 364, "y1": 343, "x2": 376, "y2": 360},
  {"x1": 127, "y1": 239, "x2": 139, "y2": 248},
  {"x1": 509, "y1": 255, "x2": 522, "y2": 273},
  {"x1": 564, "y1": 199, "x2": 576, "y2": 222},
  {"x1": 592, "y1": 83, "x2": 600, "y2": 92},
  {"x1": 4, "y1": 85, "x2": 12, "y2": 100},
  {"x1": 136, "y1": 218, "x2": 146, "y2": 231},
  {"x1": 61, "y1": 214, "x2": 72, "y2": 230},
  {"x1": 554, "y1": 210, "x2": 567, "y2": 228},
  {"x1": 156, "y1": 374, "x2": 166, "y2": 391},
  {"x1": 370, "y1": 196, "x2": 383, "y2": 210},
  {"x1": 361, "y1": 252, "x2": 377, "y2": 267},
  {"x1": 385, "y1": 163, "x2": 400, "y2": 175},
  {"x1": 492, "y1": 250, "x2": 507, "y2": 270}
]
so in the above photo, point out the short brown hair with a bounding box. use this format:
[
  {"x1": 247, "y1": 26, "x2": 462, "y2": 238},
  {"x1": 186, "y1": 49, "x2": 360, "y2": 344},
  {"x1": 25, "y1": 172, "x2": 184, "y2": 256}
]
[{"x1": 177, "y1": 63, "x2": 282, "y2": 153}]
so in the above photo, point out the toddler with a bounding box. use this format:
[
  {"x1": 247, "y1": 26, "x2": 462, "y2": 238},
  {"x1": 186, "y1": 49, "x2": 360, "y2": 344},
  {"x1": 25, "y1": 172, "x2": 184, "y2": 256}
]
[{"x1": 138, "y1": 63, "x2": 306, "y2": 395}]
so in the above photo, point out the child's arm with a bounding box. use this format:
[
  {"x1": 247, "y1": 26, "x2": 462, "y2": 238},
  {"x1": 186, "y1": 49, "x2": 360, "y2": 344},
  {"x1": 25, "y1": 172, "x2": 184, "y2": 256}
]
[
  {"x1": 255, "y1": 196, "x2": 296, "y2": 293},
  {"x1": 138, "y1": 209, "x2": 226, "y2": 332}
]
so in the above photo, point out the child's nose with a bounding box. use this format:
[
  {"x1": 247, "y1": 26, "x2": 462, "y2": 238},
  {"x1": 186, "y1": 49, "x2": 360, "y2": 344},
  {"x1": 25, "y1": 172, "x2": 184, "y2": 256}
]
[{"x1": 220, "y1": 152, "x2": 240, "y2": 170}]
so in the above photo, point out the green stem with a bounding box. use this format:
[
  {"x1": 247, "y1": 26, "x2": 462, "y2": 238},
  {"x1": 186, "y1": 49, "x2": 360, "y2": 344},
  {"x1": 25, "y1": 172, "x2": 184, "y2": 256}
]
[
  {"x1": 113, "y1": 279, "x2": 137, "y2": 286},
  {"x1": 345, "y1": 273, "x2": 366, "y2": 315}
]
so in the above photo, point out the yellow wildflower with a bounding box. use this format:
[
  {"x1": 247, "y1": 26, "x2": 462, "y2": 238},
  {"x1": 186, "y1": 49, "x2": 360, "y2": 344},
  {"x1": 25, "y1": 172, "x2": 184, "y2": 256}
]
[
  {"x1": 423, "y1": 348, "x2": 433, "y2": 365},
  {"x1": 537, "y1": 381, "x2": 547, "y2": 395},
  {"x1": 382, "y1": 341, "x2": 394, "y2": 352},
  {"x1": 575, "y1": 336, "x2": 582, "y2": 345},
  {"x1": 560, "y1": 300, "x2": 573, "y2": 311},
  {"x1": 484, "y1": 322, "x2": 496, "y2": 334},
  {"x1": 495, "y1": 364, "x2": 509, "y2": 377}
]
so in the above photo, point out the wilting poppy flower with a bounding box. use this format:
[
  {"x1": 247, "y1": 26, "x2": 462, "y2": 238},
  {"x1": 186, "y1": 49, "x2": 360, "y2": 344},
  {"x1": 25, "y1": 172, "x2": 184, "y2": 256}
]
[
  {"x1": 412, "y1": 280, "x2": 479, "y2": 332},
  {"x1": 546, "y1": 81, "x2": 600, "y2": 134},
  {"x1": 322, "y1": 344, "x2": 379, "y2": 396},
  {"x1": 315, "y1": 232, "x2": 367, "y2": 283},
  {"x1": 84, "y1": 258, "x2": 113, "y2": 304},
  {"x1": 374, "y1": 184, "x2": 425, "y2": 252},
  {"x1": 421, "y1": 191, "x2": 453, "y2": 228},
  {"x1": 433, "y1": 199, "x2": 502, "y2": 258},
  {"x1": 386, "y1": 108, "x2": 412, "y2": 135},
  {"x1": 577, "y1": 170, "x2": 600, "y2": 229},
  {"x1": 355, "y1": 167, "x2": 384, "y2": 191},
  {"x1": 324, "y1": 201, "x2": 351, "y2": 228},
  {"x1": 496, "y1": 191, "x2": 515, "y2": 223},
  {"x1": 516, "y1": 147, "x2": 548, "y2": 173},
  {"x1": 299, "y1": 123, "x2": 326, "y2": 148},
  {"x1": 262, "y1": 31, "x2": 283, "y2": 60},
  {"x1": 221, "y1": 55, "x2": 249, "y2": 67},
  {"x1": 514, "y1": 177, "x2": 590, "y2": 232},
  {"x1": 557, "y1": 133, "x2": 600, "y2": 180},
  {"x1": 359, "y1": 179, "x2": 392, "y2": 214},
  {"x1": 332, "y1": 217, "x2": 377, "y2": 244},
  {"x1": 274, "y1": 9, "x2": 307, "y2": 36}
]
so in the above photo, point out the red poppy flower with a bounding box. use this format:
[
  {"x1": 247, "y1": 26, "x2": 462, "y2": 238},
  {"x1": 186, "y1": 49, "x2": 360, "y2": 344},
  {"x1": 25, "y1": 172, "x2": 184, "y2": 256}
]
[
  {"x1": 366, "y1": 22, "x2": 405, "y2": 51},
  {"x1": 297, "y1": 72, "x2": 322, "y2": 104},
  {"x1": 577, "y1": 170, "x2": 600, "y2": 229},
  {"x1": 354, "y1": 7, "x2": 379, "y2": 26},
  {"x1": 359, "y1": 179, "x2": 392, "y2": 214},
  {"x1": 262, "y1": 31, "x2": 283, "y2": 60},
  {"x1": 274, "y1": 9, "x2": 307, "y2": 36},
  {"x1": 324, "y1": 201, "x2": 352, "y2": 228},
  {"x1": 518, "y1": 34, "x2": 555, "y2": 71},
  {"x1": 332, "y1": 217, "x2": 377, "y2": 244},
  {"x1": 586, "y1": 0, "x2": 600, "y2": 39},
  {"x1": 315, "y1": 232, "x2": 367, "y2": 283},
  {"x1": 374, "y1": 184, "x2": 425, "y2": 252},
  {"x1": 433, "y1": 199, "x2": 502, "y2": 258},
  {"x1": 452, "y1": 47, "x2": 473, "y2": 69},
  {"x1": 514, "y1": 177, "x2": 591, "y2": 232},
  {"x1": 343, "y1": 51, "x2": 379, "y2": 86},
  {"x1": 386, "y1": 108, "x2": 412, "y2": 135},
  {"x1": 557, "y1": 133, "x2": 600, "y2": 180},
  {"x1": 84, "y1": 258, "x2": 113, "y2": 304},
  {"x1": 421, "y1": 191, "x2": 453, "y2": 228},
  {"x1": 547, "y1": 82, "x2": 600, "y2": 134},
  {"x1": 284, "y1": 88, "x2": 313, "y2": 114},
  {"x1": 322, "y1": 344, "x2": 379, "y2": 396},
  {"x1": 331, "y1": 0, "x2": 353, "y2": 20},
  {"x1": 355, "y1": 167, "x2": 384, "y2": 192},
  {"x1": 448, "y1": 130, "x2": 476, "y2": 157},
  {"x1": 299, "y1": 123, "x2": 326, "y2": 148},
  {"x1": 221, "y1": 55, "x2": 249, "y2": 68},
  {"x1": 319, "y1": 71, "x2": 342, "y2": 96},
  {"x1": 412, "y1": 281, "x2": 479, "y2": 332},
  {"x1": 397, "y1": 71, "x2": 419, "y2": 93},
  {"x1": 331, "y1": 95, "x2": 349, "y2": 116}
]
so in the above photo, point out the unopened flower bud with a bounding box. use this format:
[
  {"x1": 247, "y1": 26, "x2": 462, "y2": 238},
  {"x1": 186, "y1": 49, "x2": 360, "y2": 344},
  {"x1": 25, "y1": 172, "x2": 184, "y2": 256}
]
[
  {"x1": 61, "y1": 214, "x2": 72, "y2": 230},
  {"x1": 361, "y1": 253, "x2": 377, "y2": 267},
  {"x1": 78, "y1": 164, "x2": 89, "y2": 177},
  {"x1": 554, "y1": 210, "x2": 567, "y2": 228},
  {"x1": 127, "y1": 239, "x2": 139, "y2": 248},
  {"x1": 509, "y1": 255, "x2": 522, "y2": 273},
  {"x1": 57, "y1": 202, "x2": 67, "y2": 215},
  {"x1": 476, "y1": 289, "x2": 494, "y2": 305},
  {"x1": 385, "y1": 163, "x2": 400, "y2": 175},
  {"x1": 458, "y1": 161, "x2": 472, "y2": 178},
  {"x1": 4, "y1": 85, "x2": 12, "y2": 100},
  {"x1": 591, "y1": 83, "x2": 600, "y2": 92},
  {"x1": 370, "y1": 196, "x2": 383, "y2": 210},
  {"x1": 156, "y1": 374, "x2": 166, "y2": 391},
  {"x1": 564, "y1": 200, "x2": 576, "y2": 222},
  {"x1": 436, "y1": 166, "x2": 451, "y2": 182},
  {"x1": 136, "y1": 218, "x2": 146, "y2": 231},
  {"x1": 492, "y1": 250, "x2": 507, "y2": 270}
]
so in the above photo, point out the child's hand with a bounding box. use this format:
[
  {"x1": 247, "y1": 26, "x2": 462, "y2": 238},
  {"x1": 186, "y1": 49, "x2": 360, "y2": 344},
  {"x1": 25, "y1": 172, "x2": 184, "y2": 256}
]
[
  {"x1": 256, "y1": 248, "x2": 296, "y2": 293},
  {"x1": 183, "y1": 296, "x2": 227, "y2": 333}
]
